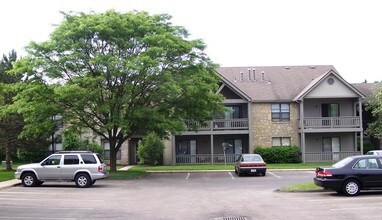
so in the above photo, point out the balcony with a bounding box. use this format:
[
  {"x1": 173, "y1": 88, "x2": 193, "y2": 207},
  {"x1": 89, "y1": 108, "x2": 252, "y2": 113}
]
[
  {"x1": 305, "y1": 151, "x2": 361, "y2": 163},
  {"x1": 176, "y1": 154, "x2": 241, "y2": 164},
  {"x1": 302, "y1": 117, "x2": 361, "y2": 130},
  {"x1": 184, "y1": 118, "x2": 249, "y2": 132}
]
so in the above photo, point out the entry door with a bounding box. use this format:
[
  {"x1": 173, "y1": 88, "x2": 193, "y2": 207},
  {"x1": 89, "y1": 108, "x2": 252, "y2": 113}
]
[
  {"x1": 323, "y1": 137, "x2": 340, "y2": 161},
  {"x1": 234, "y1": 139, "x2": 243, "y2": 154},
  {"x1": 332, "y1": 137, "x2": 340, "y2": 162}
]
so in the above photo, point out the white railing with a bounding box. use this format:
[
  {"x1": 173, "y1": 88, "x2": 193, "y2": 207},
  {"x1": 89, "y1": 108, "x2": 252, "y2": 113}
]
[
  {"x1": 184, "y1": 119, "x2": 249, "y2": 131},
  {"x1": 303, "y1": 117, "x2": 360, "y2": 129},
  {"x1": 176, "y1": 154, "x2": 241, "y2": 164},
  {"x1": 305, "y1": 151, "x2": 361, "y2": 163}
]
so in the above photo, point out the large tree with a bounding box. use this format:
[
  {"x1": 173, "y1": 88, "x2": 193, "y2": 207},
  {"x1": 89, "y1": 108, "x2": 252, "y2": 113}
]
[
  {"x1": 13, "y1": 10, "x2": 223, "y2": 171},
  {"x1": 366, "y1": 84, "x2": 382, "y2": 139},
  {"x1": 0, "y1": 50, "x2": 24, "y2": 171}
]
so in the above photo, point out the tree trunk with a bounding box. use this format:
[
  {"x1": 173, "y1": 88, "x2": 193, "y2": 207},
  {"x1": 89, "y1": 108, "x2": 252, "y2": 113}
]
[
  {"x1": 109, "y1": 138, "x2": 117, "y2": 172},
  {"x1": 5, "y1": 145, "x2": 12, "y2": 171}
]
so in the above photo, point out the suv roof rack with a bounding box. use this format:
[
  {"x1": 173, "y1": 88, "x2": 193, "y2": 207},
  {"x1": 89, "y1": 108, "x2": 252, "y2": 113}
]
[{"x1": 55, "y1": 151, "x2": 93, "y2": 154}]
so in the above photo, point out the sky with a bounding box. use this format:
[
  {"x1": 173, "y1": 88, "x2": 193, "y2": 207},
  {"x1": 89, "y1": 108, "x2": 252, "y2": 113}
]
[{"x1": 0, "y1": 0, "x2": 381, "y2": 83}]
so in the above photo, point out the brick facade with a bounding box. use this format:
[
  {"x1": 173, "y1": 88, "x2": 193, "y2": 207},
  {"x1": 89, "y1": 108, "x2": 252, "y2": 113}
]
[{"x1": 252, "y1": 102, "x2": 299, "y2": 148}]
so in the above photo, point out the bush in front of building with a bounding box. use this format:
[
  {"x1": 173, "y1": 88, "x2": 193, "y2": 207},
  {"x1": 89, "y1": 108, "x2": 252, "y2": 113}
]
[
  {"x1": 137, "y1": 132, "x2": 164, "y2": 166},
  {"x1": 254, "y1": 146, "x2": 301, "y2": 163},
  {"x1": 62, "y1": 133, "x2": 103, "y2": 154}
]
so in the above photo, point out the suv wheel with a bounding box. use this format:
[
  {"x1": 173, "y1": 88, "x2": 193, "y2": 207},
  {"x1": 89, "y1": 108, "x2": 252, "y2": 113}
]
[
  {"x1": 75, "y1": 173, "x2": 91, "y2": 188},
  {"x1": 22, "y1": 173, "x2": 37, "y2": 187}
]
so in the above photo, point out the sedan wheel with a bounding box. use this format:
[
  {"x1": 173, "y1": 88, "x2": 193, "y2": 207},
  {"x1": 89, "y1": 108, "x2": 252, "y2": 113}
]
[{"x1": 342, "y1": 180, "x2": 360, "y2": 196}]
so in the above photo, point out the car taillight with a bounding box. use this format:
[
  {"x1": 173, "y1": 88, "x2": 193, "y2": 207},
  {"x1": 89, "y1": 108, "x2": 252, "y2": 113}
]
[
  {"x1": 98, "y1": 165, "x2": 103, "y2": 172},
  {"x1": 316, "y1": 170, "x2": 332, "y2": 177},
  {"x1": 240, "y1": 163, "x2": 266, "y2": 167}
]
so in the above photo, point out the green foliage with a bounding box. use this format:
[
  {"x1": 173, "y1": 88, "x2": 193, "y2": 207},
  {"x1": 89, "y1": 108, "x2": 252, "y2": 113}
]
[
  {"x1": 361, "y1": 140, "x2": 376, "y2": 154},
  {"x1": 62, "y1": 133, "x2": 103, "y2": 154},
  {"x1": 137, "y1": 132, "x2": 164, "y2": 165},
  {"x1": 366, "y1": 83, "x2": 382, "y2": 138},
  {"x1": 11, "y1": 10, "x2": 223, "y2": 171},
  {"x1": 254, "y1": 146, "x2": 301, "y2": 163},
  {"x1": 16, "y1": 146, "x2": 50, "y2": 163}
]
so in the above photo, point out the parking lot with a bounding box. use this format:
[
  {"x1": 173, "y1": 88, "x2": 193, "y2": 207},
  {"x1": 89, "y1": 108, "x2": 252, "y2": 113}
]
[{"x1": 1, "y1": 171, "x2": 382, "y2": 220}]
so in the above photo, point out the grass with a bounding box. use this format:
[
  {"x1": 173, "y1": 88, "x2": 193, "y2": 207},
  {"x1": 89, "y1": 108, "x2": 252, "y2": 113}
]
[
  {"x1": 280, "y1": 182, "x2": 324, "y2": 191},
  {"x1": 107, "y1": 166, "x2": 148, "y2": 179},
  {"x1": 0, "y1": 163, "x2": 22, "y2": 182}
]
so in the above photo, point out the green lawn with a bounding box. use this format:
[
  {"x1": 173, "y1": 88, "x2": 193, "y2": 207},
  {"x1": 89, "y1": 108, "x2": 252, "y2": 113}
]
[
  {"x1": 280, "y1": 182, "x2": 324, "y2": 191},
  {"x1": 0, "y1": 163, "x2": 21, "y2": 182}
]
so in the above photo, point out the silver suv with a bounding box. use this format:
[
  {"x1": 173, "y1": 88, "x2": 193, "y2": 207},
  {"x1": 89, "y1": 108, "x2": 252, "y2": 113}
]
[{"x1": 14, "y1": 151, "x2": 109, "y2": 188}]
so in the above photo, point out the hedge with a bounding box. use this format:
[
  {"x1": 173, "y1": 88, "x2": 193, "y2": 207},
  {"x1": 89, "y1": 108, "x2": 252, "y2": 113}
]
[{"x1": 254, "y1": 146, "x2": 301, "y2": 163}]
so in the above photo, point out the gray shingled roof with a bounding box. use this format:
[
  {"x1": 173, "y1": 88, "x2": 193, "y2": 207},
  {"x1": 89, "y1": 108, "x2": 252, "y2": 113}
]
[
  {"x1": 352, "y1": 83, "x2": 381, "y2": 102},
  {"x1": 217, "y1": 65, "x2": 335, "y2": 102}
]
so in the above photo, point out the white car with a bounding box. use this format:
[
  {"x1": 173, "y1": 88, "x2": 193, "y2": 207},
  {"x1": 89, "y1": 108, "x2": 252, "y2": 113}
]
[
  {"x1": 15, "y1": 151, "x2": 109, "y2": 188},
  {"x1": 365, "y1": 150, "x2": 382, "y2": 156}
]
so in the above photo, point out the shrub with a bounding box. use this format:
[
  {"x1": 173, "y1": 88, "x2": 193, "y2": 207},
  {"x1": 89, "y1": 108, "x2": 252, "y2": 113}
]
[
  {"x1": 254, "y1": 146, "x2": 301, "y2": 163},
  {"x1": 62, "y1": 133, "x2": 103, "y2": 154},
  {"x1": 137, "y1": 132, "x2": 164, "y2": 165},
  {"x1": 362, "y1": 140, "x2": 376, "y2": 154},
  {"x1": 16, "y1": 146, "x2": 50, "y2": 163}
]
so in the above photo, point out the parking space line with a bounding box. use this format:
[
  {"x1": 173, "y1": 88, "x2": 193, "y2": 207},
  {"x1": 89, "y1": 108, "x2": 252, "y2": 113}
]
[
  {"x1": 228, "y1": 172, "x2": 235, "y2": 180},
  {"x1": 268, "y1": 171, "x2": 282, "y2": 178},
  {"x1": 186, "y1": 173, "x2": 190, "y2": 180}
]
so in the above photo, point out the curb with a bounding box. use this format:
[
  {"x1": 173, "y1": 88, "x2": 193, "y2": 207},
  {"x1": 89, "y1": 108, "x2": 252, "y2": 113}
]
[{"x1": 0, "y1": 179, "x2": 21, "y2": 190}]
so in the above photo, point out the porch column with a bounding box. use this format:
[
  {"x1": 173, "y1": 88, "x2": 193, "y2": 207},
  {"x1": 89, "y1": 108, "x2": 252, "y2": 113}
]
[
  {"x1": 172, "y1": 135, "x2": 176, "y2": 165},
  {"x1": 358, "y1": 98, "x2": 364, "y2": 154},
  {"x1": 210, "y1": 134, "x2": 214, "y2": 165},
  {"x1": 248, "y1": 101, "x2": 254, "y2": 153},
  {"x1": 300, "y1": 99, "x2": 306, "y2": 163}
]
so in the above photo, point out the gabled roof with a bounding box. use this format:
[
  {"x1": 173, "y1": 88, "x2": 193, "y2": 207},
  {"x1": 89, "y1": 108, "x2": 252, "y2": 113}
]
[
  {"x1": 293, "y1": 69, "x2": 365, "y2": 101},
  {"x1": 217, "y1": 65, "x2": 336, "y2": 102},
  {"x1": 216, "y1": 71, "x2": 251, "y2": 101}
]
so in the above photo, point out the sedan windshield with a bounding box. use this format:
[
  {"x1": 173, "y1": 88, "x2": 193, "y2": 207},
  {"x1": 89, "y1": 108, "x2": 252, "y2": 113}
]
[
  {"x1": 243, "y1": 155, "x2": 262, "y2": 162},
  {"x1": 332, "y1": 157, "x2": 353, "y2": 168}
]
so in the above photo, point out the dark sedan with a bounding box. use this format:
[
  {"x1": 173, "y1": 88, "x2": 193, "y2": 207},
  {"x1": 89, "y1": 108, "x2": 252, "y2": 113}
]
[
  {"x1": 234, "y1": 154, "x2": 267, "y2": 176},
  {"x1": 314, "y1": 155, "x2": 382, "y2": 196}
]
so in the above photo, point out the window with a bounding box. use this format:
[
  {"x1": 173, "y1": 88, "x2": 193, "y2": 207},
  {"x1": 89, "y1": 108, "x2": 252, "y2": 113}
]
[
  {"x1": 224, "y1": 106, "x2": 241, "y2": 119},
  {"x1": 322, "y1": 103, "x2": 340, "y2": 117},
  {"x1": 271, "y1": 104, "x2": 290, "y2": 122},
  {"x1": 103, "y1": 142, "x2": 121, "y2": 160},
  {"x1": 323, "y1": 137, "x2": 340, "y2": 152},
  {"x1": 354, "y1": 158, "x2": 380, "y2": 169},
  {"x1": 64, "y1": 155, "x2": 80, "y2": 165},
  {"x1": 177, "y1": 140, "x2": 196, "y2": 155},
  {"x1": 42, "y1": 155, "x2": 61, "y2": 166},
  {"x1": 272, "y1": 137, "x2": 291, "y2": 147},
  {"x1": 224, "y1": 139, "x2": 243, "y2": 154},
  {"x1": 81, "y1": 154, "x2": 97, "y2": 164}
]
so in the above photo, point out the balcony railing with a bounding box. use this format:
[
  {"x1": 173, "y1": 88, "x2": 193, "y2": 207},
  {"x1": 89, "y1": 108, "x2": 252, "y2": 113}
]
[
  {"x1": 305, "y1": 151, "x2": 361, "y2": 163},
  {"x1": 176, "y1": 154, "x2": 241, "y2": 164},
  {"x1": 303, "y1": 117, "x2": 360, "y2": 129},
  {"x1": 184, "y1": 118, "x2": 249, "y2": 131}
]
